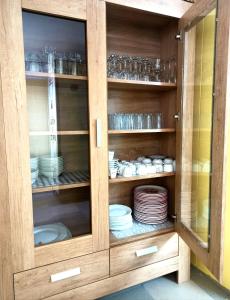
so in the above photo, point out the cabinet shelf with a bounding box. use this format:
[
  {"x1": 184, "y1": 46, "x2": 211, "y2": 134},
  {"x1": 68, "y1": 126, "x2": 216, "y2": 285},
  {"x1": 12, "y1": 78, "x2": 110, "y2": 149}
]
[
  {"x1": 29, "y1": 131, "x2": 89, "y2": 136},
  {"x1": 109, "y1": 172, "x2": 175, "y2": 184},
  {"x1": 108, "y1": 129, "x2": 175, "y2": 134},
  {"x1": 108, "y1": 78, "x2": 176, "y2": 91},
  {"x1": 32, "y1": 170, "x2": 90, "y2": 194},
  {"x1": 26, "y1": 71, "x2": 88, "y2": 81},
  {"x1": 110, "y1": 220, "x2": 175, "y2": 247}
]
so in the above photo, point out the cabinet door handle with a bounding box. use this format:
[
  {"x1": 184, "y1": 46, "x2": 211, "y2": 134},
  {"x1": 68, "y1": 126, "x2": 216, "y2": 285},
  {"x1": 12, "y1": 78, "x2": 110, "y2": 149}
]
[
  {"x1": 96, "y1": 118, "x2": 102, "y2": 148},
  {"x1": 135, "y1": 246, "x2": 158, "y2": 257},
  {"x1": 50, "y1": 267, "x2": 81, "y2": 282}
]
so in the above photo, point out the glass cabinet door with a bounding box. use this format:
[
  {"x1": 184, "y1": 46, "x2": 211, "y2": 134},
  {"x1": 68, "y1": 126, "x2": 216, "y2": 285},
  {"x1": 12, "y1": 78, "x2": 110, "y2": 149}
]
[
  {"x1": 177, "y1": 0, "x2": 228, "y2": 280},
  {"x1": 22, "y1": 11, "x2": 91, "y2": 247}
]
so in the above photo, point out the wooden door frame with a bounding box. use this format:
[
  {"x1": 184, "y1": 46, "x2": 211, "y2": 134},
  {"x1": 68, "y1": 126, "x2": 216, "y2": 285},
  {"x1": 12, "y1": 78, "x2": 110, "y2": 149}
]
[
  {"x1": 0, "y1": 0, "x2": 109, "y2": 282},
  {"x1": 176, "y1": 0, "x2": 230, "y2": 281}
]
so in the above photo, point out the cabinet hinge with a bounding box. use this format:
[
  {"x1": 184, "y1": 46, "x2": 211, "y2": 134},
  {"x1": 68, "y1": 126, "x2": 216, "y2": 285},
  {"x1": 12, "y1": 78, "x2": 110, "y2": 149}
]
[
  {"x1": 174, "y1": 113, "x2": 180, "y2": 120},
  {"x1": 171, "y1": 214, "x2": 177, "y2": 221},
  {"x1": 175, "y1": 32, "x2": 182, "y2": 41}
]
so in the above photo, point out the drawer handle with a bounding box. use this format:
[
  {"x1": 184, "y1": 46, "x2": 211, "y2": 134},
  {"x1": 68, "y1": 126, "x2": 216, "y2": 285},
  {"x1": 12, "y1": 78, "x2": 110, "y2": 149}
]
[
  {"x1": 50, "y1": 267, "x2": 81, "y2": 283},
  {"x1": 135, "y1": 246, "x2": 158, "y2": 257}
]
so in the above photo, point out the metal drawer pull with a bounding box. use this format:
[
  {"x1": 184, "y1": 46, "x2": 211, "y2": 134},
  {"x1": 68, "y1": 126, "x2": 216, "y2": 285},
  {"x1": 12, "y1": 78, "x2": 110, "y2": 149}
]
[
  {"x1": 51, "y1": 267, "x2": 81, "y2": 282},
  {"x1": 96, "y1": 118, "x2": 102, "y2": 148},
  {"x1": 135, "y1": 246, "x2": 158, "y2": 257}
]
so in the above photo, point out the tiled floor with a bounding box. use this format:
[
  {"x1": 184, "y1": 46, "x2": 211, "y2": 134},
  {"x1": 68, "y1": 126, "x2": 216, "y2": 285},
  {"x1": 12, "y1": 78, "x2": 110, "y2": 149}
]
[{"x1": 99, "y1": 268, "x2": 230, "y2": 300}]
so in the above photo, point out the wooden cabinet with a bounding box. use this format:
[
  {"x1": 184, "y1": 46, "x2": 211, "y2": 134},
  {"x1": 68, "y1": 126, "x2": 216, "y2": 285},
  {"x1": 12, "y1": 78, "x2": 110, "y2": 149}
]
[{"x1": 0, "y1": 0, "x2": 229, "y2": 299}]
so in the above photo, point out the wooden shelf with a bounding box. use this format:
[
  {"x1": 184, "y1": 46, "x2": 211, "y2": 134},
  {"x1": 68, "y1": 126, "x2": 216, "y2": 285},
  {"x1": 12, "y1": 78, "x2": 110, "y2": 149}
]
[
  {"x1": 32, "y1": 170, "x2": 89, "y2": 194},
  {"x1": 108, "y1": 78, "x2": 176, "y2": 91},
  {"x1": 26, "y1": 71, "x2": 88, "y2": 81},
  {"x1": 108, "y1": 129, "x2": 175, "y2": 134},
  {"x1": 32, "y1": 181, "x2": 89, "y2": 193},
  {"x1": 109, "y1": 172, "x2": 175, "y2": 184},
  {"x1": 30, "y1": 130, "x2": 89, "y2": 136},
  {"x1": 110, "y1": 221, "x2": 175, "y2": 247}
]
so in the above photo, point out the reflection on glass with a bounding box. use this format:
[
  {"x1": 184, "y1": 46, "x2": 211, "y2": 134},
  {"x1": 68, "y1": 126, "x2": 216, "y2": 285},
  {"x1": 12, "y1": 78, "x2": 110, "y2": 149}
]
[
  {"x1": 181, "y1": 8, "x2": 216, "y2": 245},
  {"x1": 23, "y1": 11, "x2": 91, "y2": 246}
]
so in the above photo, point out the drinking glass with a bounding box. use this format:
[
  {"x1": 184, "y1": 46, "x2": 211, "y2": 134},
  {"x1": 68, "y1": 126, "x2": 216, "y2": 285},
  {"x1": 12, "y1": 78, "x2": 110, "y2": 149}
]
[
  {"x1": 142, "y1": 58, "x2": 149, "y2": 81},
  {"x1": 153, "y1": 58, "x2": 161, "y2": 82},
  {"x1": 153, "y1": 112, "x2": 163, "y2": 129},
  {"x1": 55, "y1": 53, "x2": 64, "y2": 74},
  {"x1": 170, "y1": 57, "x2": 177, "y2": 83},
  {"x1": 132, "y1": 57, "x2": 139, "y2": 80},
  {"x1": 145, "y1": 113, "x2": 153, "y2": 129}
]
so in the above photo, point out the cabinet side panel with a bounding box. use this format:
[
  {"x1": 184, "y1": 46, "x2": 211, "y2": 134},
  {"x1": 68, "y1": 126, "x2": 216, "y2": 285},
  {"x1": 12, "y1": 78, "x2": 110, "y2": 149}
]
[{"x1": 0, "y1": 0, "x2": 34, "y2": 273}]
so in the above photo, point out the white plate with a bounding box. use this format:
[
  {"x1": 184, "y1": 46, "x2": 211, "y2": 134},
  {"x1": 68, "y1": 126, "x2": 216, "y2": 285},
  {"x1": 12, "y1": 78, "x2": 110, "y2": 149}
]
[
  {"x1": 34, "y1": 223, "x2": 72, "y2": 246},
  {"x1": 110, "y1": 222, "x2": 133, "y2": 231},
  {"x1": 109, "y1": 204, "x2": 132, "y2": 218},
  {"x1": 110, "y1": 217, "x2": 132, "y2": 226}
]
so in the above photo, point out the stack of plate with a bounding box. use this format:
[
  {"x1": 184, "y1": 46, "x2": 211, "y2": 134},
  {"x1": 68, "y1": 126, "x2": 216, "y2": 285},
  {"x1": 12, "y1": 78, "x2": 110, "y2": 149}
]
[
  {"x1": 34, "y1": 223, "x2": 72, "y2": 246},
  {"x1": 39, "y1": 155, "x2": 64, "y2": 179},
  {"x1": 134, "y1": 185, "x2": 168, "y2": 224},
  {"x1": 109, "y1": 204, "x2": 133, "y2": 231},
  {"x1": 30, "y1": 156, "x2": 38, "y2": 184}
]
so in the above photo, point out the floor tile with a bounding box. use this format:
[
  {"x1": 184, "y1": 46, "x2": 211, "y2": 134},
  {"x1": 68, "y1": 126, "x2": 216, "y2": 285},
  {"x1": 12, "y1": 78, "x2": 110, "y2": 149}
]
[{"x1": 99, "y1": 284, "x2": 154, "y2": 300}]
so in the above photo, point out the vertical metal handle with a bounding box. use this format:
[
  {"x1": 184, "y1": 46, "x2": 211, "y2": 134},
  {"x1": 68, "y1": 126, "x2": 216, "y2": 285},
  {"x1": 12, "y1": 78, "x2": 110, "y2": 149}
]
[{"x1": 96, "y1": 119, "x2": 102, "y2": 148}]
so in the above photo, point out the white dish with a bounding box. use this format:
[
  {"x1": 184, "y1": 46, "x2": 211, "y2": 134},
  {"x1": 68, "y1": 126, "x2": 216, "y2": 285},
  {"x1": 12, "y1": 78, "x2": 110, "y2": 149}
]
[
  {"x1": 110, "y1": 222, "x2": 133, "y2": 231},
  {"x1": 34, "y1": 223, "x2": 72, "y2": 246},
  {"x1": 109, "y1": 204, "x2": 132, "y2": 218}
]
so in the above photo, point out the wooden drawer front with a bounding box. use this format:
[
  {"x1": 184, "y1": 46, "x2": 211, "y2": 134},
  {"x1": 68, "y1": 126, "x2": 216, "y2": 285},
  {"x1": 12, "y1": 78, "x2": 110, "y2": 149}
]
[
  {"x1": 110, "y1": 233, "x2": 178, "y2": 275},
  {"x1": 14, "y1": 250, "x2": 109, "y2": 300}
]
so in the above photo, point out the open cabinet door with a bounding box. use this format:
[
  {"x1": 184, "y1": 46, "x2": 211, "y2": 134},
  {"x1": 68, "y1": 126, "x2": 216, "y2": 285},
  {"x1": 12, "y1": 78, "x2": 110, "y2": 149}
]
[{"x1": 176, "y1": 0, "x2": 230, "y2": 281}]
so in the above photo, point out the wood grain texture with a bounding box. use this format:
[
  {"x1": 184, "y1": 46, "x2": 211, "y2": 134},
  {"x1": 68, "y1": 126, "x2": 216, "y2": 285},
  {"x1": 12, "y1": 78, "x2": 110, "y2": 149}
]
[
  {"x1": 179, "y1": 0, "x2": 216, "y2": 29},
  {"x1": 108, "y1": 129, "x2": 176, "y2": 134},
  {"x1": 177, "y1": 236, "x2": 191, "y2": 283},
  {"x1": 176, "y1": 0, "x2": 230, "y2": 281},
  {"x1": 208, "y1": 0, "x2": 230, "y2": 282},
  {"x1": 0, "y1": 0, "x2": 34, "y2": 278},
  {"x1": 22, "y1": 0, "x2": 87, "y2": 20},
  {"x1": 105, "y1": 0, "x2": 192, "y2": 19},
  {"x1": 110, "y1": 232, "x2": 178, "y2": 275},
  {"x1": 14, "y1": 250, "x2": 109, "y2": 300},
  {"x1": 26, "y1": 72, "x2": 87, "y2": 81},
  {"x1": 35, "y1": 235, "x2": 93, "y2": 267},
  {"x1": 109, "y1": 172, "x2": 175, "y2": 183},
  {"x1": 109, "y1": 177, "x2": 175, "y2": 216},
  {"x1": 108, "y1": 78, "x2": 176, "y2": 91},
  {"x1": 109, "y1": 133, "x2": 176, "y2": 161},
  {"x1": 87, "y1": 0, "x2": 109, "y2": 251},
  {"x1": 176, "y1": 0, "x2": 210, "y2": 273},
  {"x1": 45, "y1": 256, "x2": 179, "y2": 300}
]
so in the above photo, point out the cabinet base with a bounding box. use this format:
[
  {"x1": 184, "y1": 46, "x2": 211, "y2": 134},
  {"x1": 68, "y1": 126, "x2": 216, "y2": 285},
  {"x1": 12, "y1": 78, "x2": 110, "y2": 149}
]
[{"x1": 46, "y1": 256, "x2": 180, "y2": 300}]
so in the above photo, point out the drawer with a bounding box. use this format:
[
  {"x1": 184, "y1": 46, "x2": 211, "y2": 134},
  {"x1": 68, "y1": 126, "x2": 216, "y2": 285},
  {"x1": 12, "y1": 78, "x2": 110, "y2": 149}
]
[
  {"x1": 14, "y1": 250, "x2": 109, "y2": 300},
  {"x1": 110, "y1": 232, "x2": 178, "y2": 275}
]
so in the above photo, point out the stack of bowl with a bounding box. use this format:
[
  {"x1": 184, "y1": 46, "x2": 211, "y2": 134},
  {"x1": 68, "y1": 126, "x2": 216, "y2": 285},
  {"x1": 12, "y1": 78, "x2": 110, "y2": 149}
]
[
  {"x1": 39, "y1": 155, "x2": 64, "y2": 179},
  {"x1": 109, "y1": 204, "x2": 133, "y2": 231},
  {"x1": 30, "y1": 156, "x2": 39, "y2": 184},
  {"x1": 108, "y1": 158, "x2": 119, "y2": 178}
]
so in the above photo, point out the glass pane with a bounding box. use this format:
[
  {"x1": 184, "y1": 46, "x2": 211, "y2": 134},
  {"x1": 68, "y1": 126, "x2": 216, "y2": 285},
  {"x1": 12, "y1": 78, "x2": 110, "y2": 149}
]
[
  {"x1": 22, "y1": 11, "x2": 91, "y2": 247},
  {"x1": 181, "y1": 7, "x2": 216, "y2": 246}
]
